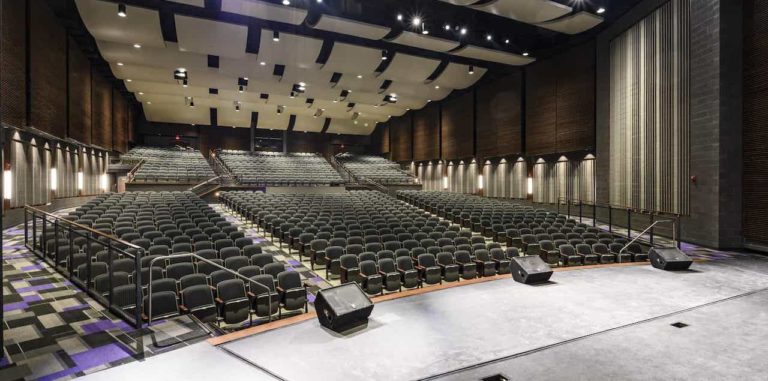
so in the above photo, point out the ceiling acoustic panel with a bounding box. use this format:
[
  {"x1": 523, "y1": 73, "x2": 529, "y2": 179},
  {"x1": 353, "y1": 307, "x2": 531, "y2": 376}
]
[
  {"x1": 429, "y1": 63, "x2": 487, "y2": 89},
  {"x1": 221, "y1": 0, "x2": 308, "y2": 25},
  {"x1": 379, "y1": 53, "x2": 442, "y2": 84},
  {"x1": 536, "y1": 11, "x2": 604, "y2": 34},
  {"x1": 76, "y1": 0, "x2": 165, "y2": 48},
  {"x1": 450, "y1": 45, "x2": 534, "y2": 66},
  {"x1": 310, "y1": 15, "x2": 391, "y2": 41},
  {"x1": 259, "y1": 29, "x2": 324, "y2": 70},
  {"x1": 471, "y1": 0, "x2": 572, "y2": 24},
  {"x1": 322, "y1": 42, "x2": 382, "y2": 77},
  {"x1": 175, "y1": 15, "x2": 248, "y2": 58},
  {"x1": 143, "y1": 102, "x2": 210, "y2": 125},
  {"x1": 165, "y1": 0, "x2": 204, "y2": 7},
  {"x1": 293, "y1": 115, "x2": 326, "y2": 133},
  {"x1": 387, "y1": 31, "x2": 461, "y2": 53},
  {"x1": 327, "y1": 119, "x2": 376, "y2": 135},
  {"x1": 99, "y1": 41, "x2": 208, "y2": 71}
]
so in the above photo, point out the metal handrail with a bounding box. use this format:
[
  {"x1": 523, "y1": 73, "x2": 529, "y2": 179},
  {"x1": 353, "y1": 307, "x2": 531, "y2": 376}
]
[
  {"x1": 188, "y1": 176, "x2": 222, "y2": 192},
  {"x1": 553, "y1": 196, "x2": 682, "y2": 218},
  {"x1": 619, "y1": 219, "x2": 676, "y2": 255},
  {"x1": 24, "y1": 205, "x2": 145, "y2": 330},
  {"x1": 25, "y1": 205, "x2": 142, "y2": 251},
  {"x1": 146, "y1": 253, "x2": 274, "y2": 325},
  {"x1": 126, "y1": 158, "x2": 146, "y2": 183}
]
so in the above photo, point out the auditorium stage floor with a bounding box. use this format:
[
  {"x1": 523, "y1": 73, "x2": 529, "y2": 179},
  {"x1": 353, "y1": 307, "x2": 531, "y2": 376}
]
[{"x1": 79, "y1": 253, "x2": 768, "y2": 381}]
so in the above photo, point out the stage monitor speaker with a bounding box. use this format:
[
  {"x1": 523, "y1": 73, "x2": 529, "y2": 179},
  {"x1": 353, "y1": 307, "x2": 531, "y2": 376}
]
[
  {"x1": 649, "y1": 247, "x2": 692, "y2": 270},
  {"x1": 314, "y1": 283, "x2": 374, "y2": 332},
  {"x1": 510, "y1": 255, "x2": 553, "y2": 284}
]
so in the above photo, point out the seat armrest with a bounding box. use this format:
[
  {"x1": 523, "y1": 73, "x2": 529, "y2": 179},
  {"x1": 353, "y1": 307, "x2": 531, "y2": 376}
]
[
  {"x1": 215, "y1": 297, "x2": 224, "y2": 304},
  {"x1": 179, "y1": 305, "x2": 189, "y2": 313},
  {"x1": 276, "y1": 286, "x2": 285, "y2": 293},
  {"x1": 414, "y1": 265, "x2": 425, "y2": 271}
]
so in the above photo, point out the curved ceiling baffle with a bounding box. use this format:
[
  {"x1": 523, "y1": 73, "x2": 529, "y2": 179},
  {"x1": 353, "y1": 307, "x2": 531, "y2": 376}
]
[{"x1": 76, "y1": 0, "x2": 528, "y2": 135}]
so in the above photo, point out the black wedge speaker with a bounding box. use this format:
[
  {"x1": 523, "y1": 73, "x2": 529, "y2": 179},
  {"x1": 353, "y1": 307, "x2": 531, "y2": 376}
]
[
  {"x1": 314, "y1": 283, "x2": 374, "y2": 332},
  {"x1": 649, "y1": 247, "x2": 693, "y2": 270},
  {"x1": 510, "y1": 255, "x2": 553, "y2": 284}
]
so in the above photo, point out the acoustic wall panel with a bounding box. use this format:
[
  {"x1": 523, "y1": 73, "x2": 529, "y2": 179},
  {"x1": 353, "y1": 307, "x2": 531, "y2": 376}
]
[
  {"x1": 412, "y1": 103, "x2": 440, "y2": 161},
  {"x1": 112, "y1": 90, "x2": 128, "y2": 153},
  {"x1": 441, "y1": 92, "x2": 474, "y2": 160},
  {"x1": 69, "y1": 39, "x2": 92, "y2": 145},
  {"x1": 525, "y1": 43, "x2": 595, "y2": 156},
  {"x1": 743, "y1": 0, "x2": 768, "y2": 245},
  {"x1": 0, "y1": 0, "x2": 26, "y2": 128},
  {"x1": 390, "y1": 114, "x2": 412, "y2": 162},
  {"x1": 91, "y1": 72, "x2": 113, "y2": 150},
  {"x1": 609, "y1": 0, "x2": 690, "y2": 214},
  {"x1": 476, "y1": 72, "x2": 523, "y2": 158},
  {"x1": 29, "y1": 0, "x2": 68, "y2": 138}
]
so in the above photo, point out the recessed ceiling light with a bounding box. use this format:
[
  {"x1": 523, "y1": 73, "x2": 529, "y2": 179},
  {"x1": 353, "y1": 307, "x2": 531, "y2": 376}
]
[
  {"x1": 146, "y1": 101, "x2": 151, "y2": 104},
  {"x1": 434, "y1": 85, "x2": 440, "y2": 89},
  {"x1": 282, "y1": 0, "x2": 290, "y2": 5},
  {"x1": 299, "y1": 81, "x2": 306, "y2": 87},
  {"x1": 117, "y1": 62, "x2": 124, "y2": 66},
  {"x1": 177, "y1": 67, "x2": 187, "y2": 72},
  {"x1": 460, "y1": 27, "x2": 467, "y2": 35},
  {"x1": 486, "y1": 34, "x2": 492, "y2": 41},
  {"x1": 412, "y1": 17, "x2": 421, "y2": 27},
  {"x1": 397, "y1": 14, "x2": 403, "y2": 21},
  {"x1": 356, "y1": 75, "x2": 363, "y2": 79},
  {"x1": 316, "y1": 0, "x2": 322, "y2": 3},
  {"x1": 444, "y1": 24, "x2": 451, "y2": 31},
  {"x1": 522, "y1": 52, "x2": 529, "y2": 56},
  {"x1": 427, "y1": 99, "x2": 431, "y2": 102},
  {"x1": 260, "y1": 61, "x2": 266, "y2": 66},
  {"x1": 138, "y1": 92, "x2": 144, "y2": 95},
  {"x1": 597, "y1": 7, "x2": 606, "y2": 14},
  {"x1": 117, "y1": 3, "x2": 127, "y2": 17},
  {"x1": 126, "y1": 79, "x2": 132, "y2": 82},
  {"x1": 272, "y1": 31, "x2": 280, "y2": 42},
  {"x1": 133, "y1": 43, "x2": 141, "y2": 49}
]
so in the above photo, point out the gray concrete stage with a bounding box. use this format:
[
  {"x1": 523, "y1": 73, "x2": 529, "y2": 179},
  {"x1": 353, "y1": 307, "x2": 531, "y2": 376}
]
[{"x1": 81, "y1": 255, "x2": 768, "y2": 381}]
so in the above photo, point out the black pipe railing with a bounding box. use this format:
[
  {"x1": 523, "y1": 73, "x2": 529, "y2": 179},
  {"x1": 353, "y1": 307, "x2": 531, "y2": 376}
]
[
  {"x1": 542, "y1": 198, "x2": 682, "y2": 248},
  {"x1": 24, "y1": 206, "x2": 145, "y2": 331}
]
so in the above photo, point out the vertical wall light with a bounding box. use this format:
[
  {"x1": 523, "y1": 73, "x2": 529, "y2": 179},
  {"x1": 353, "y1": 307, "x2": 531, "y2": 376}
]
[
  {"x1": 100, "y1": 173, "x2": 109, "y2": 191},
  {"x1": 477, "y1": 174, "x2": 484, "y2": 190},
  {"x1": 77, "y1": 171, "x2": 84, "y2": 191},
  {"x1": 50, "y1": 168, "x2": 58, "y2": 191},
  {"x1": 527, "y1": 177, "x2": 533, "y2": 195},
  {"x1": 443, "y1": 176, "x2": 448, "y2": 190},
  {"x1": 3, "y1": 169, "x2": 12, "y2": 200}
]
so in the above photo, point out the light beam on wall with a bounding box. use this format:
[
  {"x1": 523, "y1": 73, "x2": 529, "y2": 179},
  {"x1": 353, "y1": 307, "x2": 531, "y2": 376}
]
[
  {"x1": 3, "y1": 170, "x2": 12, "y2": 200},
  {"x1": 100, "y1": 173, "x2": 108, "y2": 191},
  {"x1": 50, "y1": 168, "x2": 58, "y2": 191},
  {"x1": 77, "y1": 171, "x2": 84, "y2": 191},
  {"x1": 443, "y1": 176, "x2": 448, "y2": 190},
  {"x1": 478, "y1": 174, "x2": 484, "y2": 190},
  {"x1": 527, "y1": 177, "x2": 533, "y2": 195}
]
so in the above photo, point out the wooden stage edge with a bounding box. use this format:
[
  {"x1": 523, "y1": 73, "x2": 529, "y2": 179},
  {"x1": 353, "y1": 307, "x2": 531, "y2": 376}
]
[{"x1": 207, "y1": 260, "x2": 649, "y2": 346}]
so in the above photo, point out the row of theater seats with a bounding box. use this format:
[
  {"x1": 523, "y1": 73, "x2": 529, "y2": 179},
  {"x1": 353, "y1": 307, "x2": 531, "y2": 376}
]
[
  {"x1": 42, "y1": 191, "x2": 307, "y2": 327},
  {"x1": 335, "y1": 153, "x2": 416, "y2": 185},
  {"x1": 217, "y1": 150, "x2": 344, "y2": 186},
  {"x1": 397, "y1": 191, "x2": 647, "y2": 266},
  {"x1": 121, "y1": 146, "x2": 215, "y2": 183}
]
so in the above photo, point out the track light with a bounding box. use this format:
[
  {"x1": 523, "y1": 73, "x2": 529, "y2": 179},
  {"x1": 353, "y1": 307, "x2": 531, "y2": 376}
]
[
  {"x1": 277, "y1": 105, "x2": 284, "y2": 114},
  {"x1": 282, "y1": 0, "x2": 290, "y2": 5},
  {"x1": 133, "y1": 43, "x2": 141, "y2": 49},
  {"x1": 117, "y1": 62, "x2": 124, "y2": 66},
  {"x1": 486, "y1": 34, "x2": 492, "y2": 41},
  {"x1": 235, "y1": 102, "x2": 240, "y2": 112},
  {"x1": 397, "y1": 14, "x2": 403, "y2": 21},
  {"x1": 238, "y1": 85, "x2": 244, "y2": 93},
  {"x1": 272, "y1": 31, "x2": 280, "y2": 42},
  {"x1": 444, "y1": 24, "x2": 451, "y2": 31},
  {"x1": 522, "y1": 52, "x2": 529, "y2": 56},
  {"x1": 182, "y1": 78, "x2": 188, "y2": 87},
  {"x1": 597, "y1": 7, "x2": 606, "y2": 14},
  {"x1": 117, "y1": 3, "x2": 127, "y2": 17},
  {"x1": 381, "y1": 50, "x2": 388, "y2": 60},
  {"x1": 468, "y1": 65, "x2": 474, "y2": 75}
]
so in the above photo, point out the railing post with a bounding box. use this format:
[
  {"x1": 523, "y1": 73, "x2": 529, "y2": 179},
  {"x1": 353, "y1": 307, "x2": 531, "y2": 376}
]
[
  {"x1": 134, "y1": 248, "x2": 143, "y2": 328},
  {"x1": 608, "y1": 206, "x2": 612, "y2": 233},
  {"x1": 627, "y1": 209, "x2": 631, "y2": 240},
  {"x1": 579, "y1": 202, "x2": 583, "y2": 224},
  {"x1": 25, "y1": 208, "x2": 29, "y2": 248},
  {"x1": 676, "y1": 216, "x2": 682, "y2": 249},
  {"x1": 649, "y1": 214, "x2": 655, "y2": 246},
  {"x1": 39, "y1": 214, "x2": 45, "y2": 257},
  {"x1": 567, "y1": 201, "x2": 571, "y2": 220},
  {"x1": 54, "y1": 219, "x2": 60, "y2": 269}
]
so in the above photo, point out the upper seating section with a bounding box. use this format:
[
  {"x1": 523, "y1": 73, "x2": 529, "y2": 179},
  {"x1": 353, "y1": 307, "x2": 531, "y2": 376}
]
[
  {"x1": 217, "y1": 150, "x2": 344, "y2": 186},
  {"x1": 122, "y1": 146, "x2": 215, "y2": 183},
  {"x1": 336, "y1": 153, "x2": 416, "y2": 185}
]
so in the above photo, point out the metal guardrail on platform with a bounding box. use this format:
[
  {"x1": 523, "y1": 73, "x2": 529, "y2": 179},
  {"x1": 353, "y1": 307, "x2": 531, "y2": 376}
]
[{"x1": 23, "y1": 206, "x2": 145, "y2": 329}]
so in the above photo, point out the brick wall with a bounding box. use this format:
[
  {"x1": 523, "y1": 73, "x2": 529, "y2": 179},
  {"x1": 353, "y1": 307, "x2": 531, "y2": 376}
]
[{"x1": 0, "y1": 0, "x2": 26, "y2": 128}]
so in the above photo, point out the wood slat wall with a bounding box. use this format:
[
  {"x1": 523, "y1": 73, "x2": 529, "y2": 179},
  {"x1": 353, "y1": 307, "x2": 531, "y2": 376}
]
[
  {"x1": 0, "y1": 0, "x2": 26, "y2": 129},
  {"x1": 390, "y1": 114, "x2": 412, "y2": 162},
  {"x1": 91, "y1": 72, "x2": 113, "y2": 150},
  {"x1": 112, "y1": 89, "x2": 127, "y2": 153},
  {"x1": 476, "y1": 72, "x2": 523, "y2": 158},
  {"x1": 68, "y1": 38, "x2": 92, "y2": 145},
  {"x1": 743, "y1": 0, "x2": 768, "y2": 245},
  {"x1": 609, "y1": 0, "x2": 690, "y2": 214},
  {"x1": 526, "y1": 43, "x2": 595, "y2": 156},
  {"x1": 412, "y1": 103, "x2": 440, "y2": 161},
  {"x1": 441, "y1": 91, "x2": 474, "y2": 160},
  {"x1": 29, "y1": 0, "x2": 67, "y2": 138}
]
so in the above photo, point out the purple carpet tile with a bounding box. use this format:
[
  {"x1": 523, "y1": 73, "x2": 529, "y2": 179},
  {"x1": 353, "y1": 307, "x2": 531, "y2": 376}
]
[
  {"x1": 3, "y1": 301, "x2": 28, "y2": 312},
  {"x1": 69, "y1": 343, "x2": 132, "y2": 370},
  {"x1": 15, "y1": 283, "x2": 56, "y2": 293}
]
